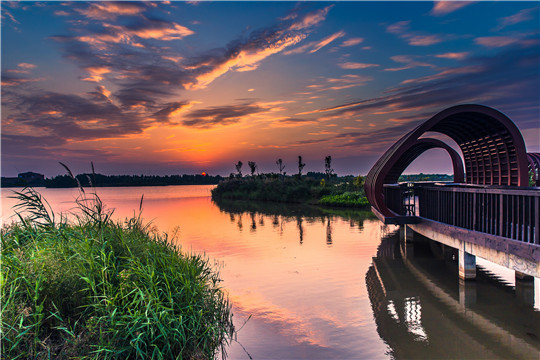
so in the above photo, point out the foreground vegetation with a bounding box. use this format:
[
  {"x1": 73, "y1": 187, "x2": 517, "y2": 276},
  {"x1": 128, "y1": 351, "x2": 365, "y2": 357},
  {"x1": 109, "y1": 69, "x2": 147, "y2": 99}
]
[
  {"x1": 1, "y1": 188, "x2": 234, "y2": 359},
  {"x1": 211, "y1": 173, "x2": 369, "y2": 208}
]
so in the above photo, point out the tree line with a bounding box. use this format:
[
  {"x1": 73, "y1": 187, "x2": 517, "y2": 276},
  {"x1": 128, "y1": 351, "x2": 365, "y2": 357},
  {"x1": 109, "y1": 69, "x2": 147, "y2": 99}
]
[
  {"x1": 232, "y1": 155, "x2": 336, "y2": 180},
  {"x1": 43, "y1": 173, "x2": 224, "y2": 188}
]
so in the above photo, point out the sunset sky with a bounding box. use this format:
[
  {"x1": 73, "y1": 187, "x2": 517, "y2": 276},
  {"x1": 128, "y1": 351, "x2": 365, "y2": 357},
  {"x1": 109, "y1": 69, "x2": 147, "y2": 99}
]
[{"x1": 2, "y1": 1, "x2": 539, "y2": 177}]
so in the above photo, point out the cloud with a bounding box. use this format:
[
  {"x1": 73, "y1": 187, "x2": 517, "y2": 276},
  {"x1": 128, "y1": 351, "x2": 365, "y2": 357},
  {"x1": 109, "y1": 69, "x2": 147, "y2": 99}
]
[
  {"x1": 116, "y1": 18, "x2": 194, "y2": 40},
  {"x1": 181, "y1": 103, "x2": 265, "y2": 128},
  {"x1": 309, "y1": 30, "x2": 345, "y2": 53},
  {"x1": 288, "y1": 5, "x2": 333, "y2": 31},
  {"x1": 430, "y1": 1, "x2": 472, "y2": 16},
  {"x1": 386, "y1": 20, "x2": 443, "y2": 46},
  {"x1": 435, "y1": 52, "x2": 469, "y2": 60},
  {"x1": 0, "y1": 85, "x2": 162, "y2": 149},
  {"x1": 474, "y1": 36, "x2": 537, "y2": 48},
  {"x1": 270, "y1": 117, "x2": 318, "y2": 128},
  {"x1": 384, "y1": 55, "x2": 435, "y2": 71},
  {"x1": 407, "y1": 35, "x2": 442, "y2": 46},
  {"x1": 338, "y1": 62, "x2": 379, "y2": 69},
  {"x1": 299, "y1": 43, "x2": 539, "y2": 141},
  {"x1": 75, "y1": 2, "x2": 148, "y2": 20},
  {"x1": 152, "y1": 101, "x2": 193, "y2": 123},
  {"x1": 494, "y1": 7, "x2": 538, "y2": 31},
  {"x1": 305, "y1": 74, "x2": 373, "y2": 93},
  {"x1": 1, "y1": 72, "x2": 44, "y2": 87},
  {"x1": 185, "y1": 6, "x2": 334, "y2": 89},
  {"x1": 187, "y1": 32, "x2": 305, "y2": 89},
  {"x1": 341, "y1": 38, "x2": 363, "y2": 47},
  {"x1": 283, "y1": 30, "x2": 345, "y2": 55},
  {"x1": 18, "y1": 63, "x2": 37, "y2": 69}
]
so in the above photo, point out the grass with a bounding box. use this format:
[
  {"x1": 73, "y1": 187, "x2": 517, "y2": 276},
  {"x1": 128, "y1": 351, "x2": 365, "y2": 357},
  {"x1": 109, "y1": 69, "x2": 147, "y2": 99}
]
[
  {"x1": 318, "y1": 191, "x2": 370, "y2": 208},
  {"x1": 1, "y1": 187, "x2": 234, "y2": 359}
]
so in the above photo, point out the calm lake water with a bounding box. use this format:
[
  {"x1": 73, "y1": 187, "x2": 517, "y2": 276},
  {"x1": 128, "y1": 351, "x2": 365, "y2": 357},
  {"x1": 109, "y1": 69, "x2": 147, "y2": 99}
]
[{"x1": 2, "y1": 185, "x2": 539, "y2": 359}]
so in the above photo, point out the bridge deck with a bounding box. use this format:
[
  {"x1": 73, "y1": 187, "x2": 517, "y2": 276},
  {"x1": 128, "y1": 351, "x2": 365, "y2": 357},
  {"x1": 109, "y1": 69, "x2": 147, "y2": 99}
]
[{"x1": 378, "y1": 183, "x2": 540, "y2": 277}]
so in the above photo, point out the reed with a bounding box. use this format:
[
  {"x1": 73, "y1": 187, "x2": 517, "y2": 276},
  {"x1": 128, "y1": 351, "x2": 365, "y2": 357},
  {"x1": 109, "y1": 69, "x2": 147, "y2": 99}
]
[{"x1": 1, "y1": 187, "x2": 234, "y2": 359}]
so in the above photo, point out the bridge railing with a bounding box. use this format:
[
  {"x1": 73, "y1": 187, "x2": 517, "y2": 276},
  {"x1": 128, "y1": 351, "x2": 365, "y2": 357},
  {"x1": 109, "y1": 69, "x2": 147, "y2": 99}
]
[
  {"x1": 383, "y1": 183, "x2": 416, "y2": 216},
  {"x1": 384, "y1": 183, "x2": 540, "y2": 244}
]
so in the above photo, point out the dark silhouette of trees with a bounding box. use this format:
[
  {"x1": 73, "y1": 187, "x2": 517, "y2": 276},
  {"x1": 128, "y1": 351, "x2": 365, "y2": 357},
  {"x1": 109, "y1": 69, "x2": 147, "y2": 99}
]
[
  {"x1": 276, "y1": 158, "x2": 285, "y2": 176},
  {"x1": 298, "y1": 156, "x2": 306, "y2": 176},
  {"x1": 248, "y1": 161, "x2": 257, "y2": 176},
  {"x1": 235, "y1": 161, "x2": 243, "y2": 177},
  {"x1": 325, "y1": 156, "x2": 334, "y2": 180}
]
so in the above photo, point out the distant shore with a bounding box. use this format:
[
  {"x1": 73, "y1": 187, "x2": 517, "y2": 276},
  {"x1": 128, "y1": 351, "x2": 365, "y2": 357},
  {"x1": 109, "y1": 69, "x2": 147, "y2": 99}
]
[{"x1": 1, "y1": 173, "x2": 224, "y2": 188}]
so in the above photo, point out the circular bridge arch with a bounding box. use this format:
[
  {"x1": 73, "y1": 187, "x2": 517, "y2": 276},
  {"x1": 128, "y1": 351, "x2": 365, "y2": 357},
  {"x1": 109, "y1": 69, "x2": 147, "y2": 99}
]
[{"x1": 365, "y1": 104, "x2": 529, "y2": 217}]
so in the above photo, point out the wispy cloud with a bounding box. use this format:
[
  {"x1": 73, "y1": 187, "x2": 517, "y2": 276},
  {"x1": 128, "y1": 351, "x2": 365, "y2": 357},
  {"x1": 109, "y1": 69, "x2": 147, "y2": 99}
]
[
  {"x1": 341, "y1": 38, "x2": 363, "y2": 47},
  {"x1": 474, "y1": 35, "x2": 539, "y2": 48},
  {"x1": 494, "y1": 7, "x2": 538, "y2": 31},
  {"x1": 384, "y1": 55, "x2": 435, "y2": 71},
  {"x1": 310, "y1": 30, "x2": 346, "y2": 53},
  {"x1": 270, "y1": 117, "x2": 318, "y2": 128},
  {"x1": 386, "y1": 20, "x2": 443, "y2": 46},
  {"x1": 285, "y1": 30, "x2": 345, "y2": 54},
  {"x1": 75, "y1": 2, "x2": 148, "y2": 20},
  {"x1": 430, "y1": 1, "x2": 473, "y2": 16},
  {"x1": 435, "y1": 52, "x2": 469, "y2": 60},
  {"x1": 186, "y1": 6, "x2": 334, "y2": 89},
  {"x1": 298, "y1": 43, "x2": 540, "y2": 137},
  {"x1": 181, "y1": 103, "x2": 264, "y2": 128},
  {"x1": 304, "y1": 74, "x2": 373, "y2": 93},
  {"x1": 338, "y1": 62, "x2": 379, "y2": 69}
]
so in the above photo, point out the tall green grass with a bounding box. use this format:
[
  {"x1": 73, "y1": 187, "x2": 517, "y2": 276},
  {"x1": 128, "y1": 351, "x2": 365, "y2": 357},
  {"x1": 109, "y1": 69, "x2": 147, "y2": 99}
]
[
  {"x1": 1, "y1": 187, "x2": 234, "y2": 359},
  {"x1": 318, "y1": 192, "x2": 370, "y2": 207}
]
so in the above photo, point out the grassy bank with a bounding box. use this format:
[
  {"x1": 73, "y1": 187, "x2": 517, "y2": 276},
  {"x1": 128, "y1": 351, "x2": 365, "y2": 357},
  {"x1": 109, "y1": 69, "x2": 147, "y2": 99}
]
[
  {"x1": 1, "y1": 188, "x2": 234, "y2": 359},
  {"x1": 211, "y1": 174, "x2": 369, "y2": 208}
]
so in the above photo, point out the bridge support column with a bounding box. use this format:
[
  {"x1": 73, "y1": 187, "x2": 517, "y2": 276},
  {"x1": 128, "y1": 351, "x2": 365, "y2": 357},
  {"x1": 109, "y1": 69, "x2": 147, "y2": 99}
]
[
  {"x1": 401, "y1": 225, "x2": 414, "y2": 242},
  {"x1": 459, "y1": 279, "x2": 477, "y2": 306},
  {"x1": 400, "y1": 225, "x2": 414, "y2": 258},
  {"x1": 515, "y1": 271, "x2": 535, "y2": 307},
  {"x1": 459, "y1": 249, "x2": 476, "y2": 280}
]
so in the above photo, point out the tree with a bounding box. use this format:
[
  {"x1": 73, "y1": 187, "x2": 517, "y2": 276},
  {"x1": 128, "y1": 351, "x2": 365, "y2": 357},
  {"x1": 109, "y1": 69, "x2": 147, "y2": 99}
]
[
  {"x1": 276, "y1": 158, "x2": 285, "y2": 175},
  {"x1": 248, "y1": 161, "x2": 257, "y2": 176},
  {"x1": 324, "y1": 155, "x2": 334, "y2": 180},
  {"x1": 298, "y1": 156, "x2": 306, "y2": 176},
  {"x1": 235, "y1": 161, "x2": 243, "y2": 177},
  {"x1": 354, "y1": 175, "x2": 365, "y2": 189}
]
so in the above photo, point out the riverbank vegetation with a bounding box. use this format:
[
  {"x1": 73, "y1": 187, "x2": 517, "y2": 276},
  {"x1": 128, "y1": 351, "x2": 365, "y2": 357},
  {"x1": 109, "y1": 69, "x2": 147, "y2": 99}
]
[
  {"x1": 211, "y1": 172, "x2": 368, "y2": 208},
  {"x1": 1, "y1": 188, "x2": 234, "y2": 359}
]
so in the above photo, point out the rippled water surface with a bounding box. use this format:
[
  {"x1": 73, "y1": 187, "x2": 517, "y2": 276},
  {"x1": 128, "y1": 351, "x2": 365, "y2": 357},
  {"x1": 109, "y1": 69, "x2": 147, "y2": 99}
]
[{"x1": 2, "y1": 185, "x2": 539, "y2": 359}]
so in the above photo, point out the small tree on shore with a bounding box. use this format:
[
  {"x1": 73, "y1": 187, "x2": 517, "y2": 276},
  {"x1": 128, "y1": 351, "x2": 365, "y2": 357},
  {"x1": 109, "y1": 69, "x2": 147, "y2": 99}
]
[
  {"x1": 298, "y1": 156, "x2": 306, "y2": 177},
  {"x1": 248, "y1": 161, "x2": 257, "y2": 176},
  {"x1": 324, "y1": 155, "x2": 334, "y2": 180},
  {"x1": 354, "y1": 175, "x2": 365, "y2": 189},
  {"x1": 235, "y1": 161, "x2": 243, "y2": 177},
  {"x1": 276, "y1": 158, "x2": 285, "y2": 176}
]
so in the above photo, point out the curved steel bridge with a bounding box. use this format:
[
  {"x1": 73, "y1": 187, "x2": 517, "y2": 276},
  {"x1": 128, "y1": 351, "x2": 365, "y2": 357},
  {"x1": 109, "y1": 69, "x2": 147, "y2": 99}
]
[{"x1": 364, "y1": 104, "x2": 540, "y2": 280}]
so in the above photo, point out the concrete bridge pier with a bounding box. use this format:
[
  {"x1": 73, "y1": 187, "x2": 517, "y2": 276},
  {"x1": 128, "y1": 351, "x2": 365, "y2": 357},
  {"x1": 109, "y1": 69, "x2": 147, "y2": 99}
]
[
  {"x1": 459, "y1": 279, "x2": 477, "y2": 306},
  {"x1": 459, "y1": 249, "x2": 476, "y2": 281},
  {"x1": 400, "y1": 225, "x2": 415, "y2": 258},
  {"x1": 515, "y1": 272, "x2": 535, "y2": 307}
]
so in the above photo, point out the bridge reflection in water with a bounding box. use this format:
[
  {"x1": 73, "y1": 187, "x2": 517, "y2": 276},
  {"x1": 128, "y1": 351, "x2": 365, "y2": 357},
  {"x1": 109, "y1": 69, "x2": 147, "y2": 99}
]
[{"x1": 366, "y1": 230, "x2": 539, "y2": 359}]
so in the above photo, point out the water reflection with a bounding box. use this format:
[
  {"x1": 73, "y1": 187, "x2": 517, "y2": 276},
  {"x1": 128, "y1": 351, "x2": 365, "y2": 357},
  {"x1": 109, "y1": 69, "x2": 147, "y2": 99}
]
[
  {"x1": 213, "y1": 198, "x2": 373, "y2": 246},
  {"x1": 367, "y1": 230, "x2": 540, "y2": 359},
  {"x1": 3, "y1": 187, "x2": 538, "y2": 359}
]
